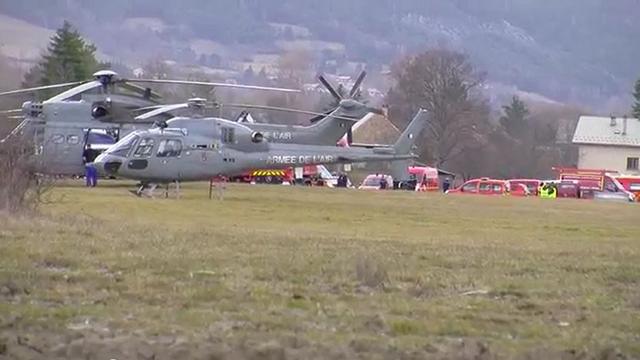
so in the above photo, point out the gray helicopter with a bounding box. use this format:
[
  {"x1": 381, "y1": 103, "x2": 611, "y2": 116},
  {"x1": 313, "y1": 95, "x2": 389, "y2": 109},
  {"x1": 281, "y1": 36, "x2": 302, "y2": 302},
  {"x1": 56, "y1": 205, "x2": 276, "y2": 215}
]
[
  {"x1": 0, "y1": 70, "x2": 299, "y2": 175},
  {"x1": 92, "y1": 109, "x2": 429, "y2": 196},
  {"x1": 132, "y1": 71, "x2": 380, "y2": 146},
  {"x1": 1, "y1": 70, "x2": 378, "y2": 175}
]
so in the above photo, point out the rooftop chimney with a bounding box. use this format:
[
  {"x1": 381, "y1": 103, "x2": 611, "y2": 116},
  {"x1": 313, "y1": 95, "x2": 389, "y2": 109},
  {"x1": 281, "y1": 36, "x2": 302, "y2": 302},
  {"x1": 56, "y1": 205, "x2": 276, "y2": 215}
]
[
  {"x1": 610, "y1": 115, "x2": 616, "y2": 126},
  {"x1": 623, "y1": 115, "x2": 628, "y2": 135}
]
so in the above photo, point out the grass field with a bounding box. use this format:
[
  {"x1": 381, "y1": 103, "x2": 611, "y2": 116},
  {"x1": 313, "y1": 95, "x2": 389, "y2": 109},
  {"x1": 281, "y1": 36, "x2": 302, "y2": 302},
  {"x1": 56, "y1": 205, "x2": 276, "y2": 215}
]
[{"x1": 1, "y1": 181, "x2": 639, "y2": 359}]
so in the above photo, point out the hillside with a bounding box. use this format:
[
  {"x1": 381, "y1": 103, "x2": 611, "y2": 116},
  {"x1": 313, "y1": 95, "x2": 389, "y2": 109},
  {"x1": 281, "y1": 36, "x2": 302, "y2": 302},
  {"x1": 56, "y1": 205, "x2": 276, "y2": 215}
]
[
  {"x1": 0, "y1": 0, "x2": 638, "y2": 109},
  {"x1": 0, "y1": 14, "x2": 52, "y2": 67}
]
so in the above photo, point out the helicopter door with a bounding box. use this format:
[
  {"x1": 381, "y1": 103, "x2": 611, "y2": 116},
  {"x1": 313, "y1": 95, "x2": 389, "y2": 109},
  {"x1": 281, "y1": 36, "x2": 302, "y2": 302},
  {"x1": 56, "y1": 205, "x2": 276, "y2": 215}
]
[
  {"x1": 155, "y1": 138, "x2": 183, "y2": 180},
  {"x1": 43, "y1": 126, "x2": 86, "y2": 175}
]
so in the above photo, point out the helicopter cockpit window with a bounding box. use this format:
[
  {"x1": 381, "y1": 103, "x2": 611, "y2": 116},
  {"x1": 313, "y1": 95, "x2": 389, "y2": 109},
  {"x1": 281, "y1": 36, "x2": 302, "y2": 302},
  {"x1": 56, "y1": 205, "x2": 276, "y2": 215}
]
[
  {"x1": 133, "y1": 138, "x2": 155, "y2": 157},
  {"x1": 107, "y1": 133, "x2": 139, "y2": 157},
  {"x1": 157, "y1": 139, "x2": 182, "y2": 157}
]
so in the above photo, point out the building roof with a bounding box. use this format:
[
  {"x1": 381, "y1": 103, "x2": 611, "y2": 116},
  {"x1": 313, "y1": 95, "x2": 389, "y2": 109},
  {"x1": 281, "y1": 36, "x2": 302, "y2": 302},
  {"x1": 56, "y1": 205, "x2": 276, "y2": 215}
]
[
  {"x1": 572, "y1": 115, "x2": 640, "y2": 147},
  {"x1": 351, "y1": 114, "x2": 400, "y2": 144}
]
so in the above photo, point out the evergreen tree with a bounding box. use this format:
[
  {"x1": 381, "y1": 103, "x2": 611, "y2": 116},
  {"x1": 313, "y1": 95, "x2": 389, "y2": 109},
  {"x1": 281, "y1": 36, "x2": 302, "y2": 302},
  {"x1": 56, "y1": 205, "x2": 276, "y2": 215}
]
[
  {"x1": 500, "y1": 95, "x2": 529, "y2": 138},
  {"x1": 633, "y1": 78, "x2": 640, "y2": 119},
  {"x1": 23, "y1": 21, "x2": 100, "y2": 87}
]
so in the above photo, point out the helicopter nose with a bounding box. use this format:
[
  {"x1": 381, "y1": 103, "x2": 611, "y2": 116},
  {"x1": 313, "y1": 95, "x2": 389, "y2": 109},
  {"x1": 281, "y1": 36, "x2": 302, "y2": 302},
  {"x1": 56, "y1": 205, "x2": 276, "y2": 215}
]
[{"x1": 92, "y1": 153, "x2": 121, "y2": 176}]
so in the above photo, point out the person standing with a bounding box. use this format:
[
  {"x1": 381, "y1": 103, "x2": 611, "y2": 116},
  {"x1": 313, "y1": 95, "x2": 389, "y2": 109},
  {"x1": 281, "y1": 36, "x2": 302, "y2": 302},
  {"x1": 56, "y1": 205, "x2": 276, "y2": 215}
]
[
  {"x1": 380, "y1": 176, "x2": 388, "y2": 190},
  {"x1": 83, "y1": 144, "x2": 98, "y2": 187},
  {"x1": 442, "y1": 178, "x2": 451, "y2": 192}
]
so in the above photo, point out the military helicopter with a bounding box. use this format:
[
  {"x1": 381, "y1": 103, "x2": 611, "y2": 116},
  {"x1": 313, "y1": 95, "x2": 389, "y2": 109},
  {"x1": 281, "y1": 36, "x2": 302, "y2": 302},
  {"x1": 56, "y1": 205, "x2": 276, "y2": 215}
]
[
  {"x1": 1, "y1": 70, "x2": 378, "y2": 175},
  {"x1": 0, "y1": 70, "x2": 300, "y2": 175},
  {"x1": 92, "y1": 109, "x2": 429, "y2": 196},
  {"x1": 131, "y1": 70, "x2": 381, "y2": 146}
]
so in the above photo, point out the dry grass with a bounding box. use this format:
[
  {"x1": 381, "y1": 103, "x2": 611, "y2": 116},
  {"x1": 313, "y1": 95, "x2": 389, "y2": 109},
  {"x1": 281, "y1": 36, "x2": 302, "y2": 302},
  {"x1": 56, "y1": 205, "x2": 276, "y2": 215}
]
[{"x1": 0, "y1": 180, "x2": 639, "y2": 359}]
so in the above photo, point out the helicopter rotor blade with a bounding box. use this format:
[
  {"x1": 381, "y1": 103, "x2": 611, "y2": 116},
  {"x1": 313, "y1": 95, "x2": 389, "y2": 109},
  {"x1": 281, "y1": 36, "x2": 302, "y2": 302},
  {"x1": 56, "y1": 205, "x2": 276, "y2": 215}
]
[
  {"x1": 125, "y1": 79, "x2": 300, "y2": 93},
  {"x1": 119, "y1": 82, "x2": 163, "y2": 99},
  {"x1": 222, "y1": 103, "x2": 360, "y2": 122},
  {"x1": 317, "y1": 75, "x2": 342, "y2": 101},
  {"x1": 133, "y1": 104, "x2": 167, "y2": 113},
  {"x1": 44, "y1": 81, "x2": 102, "y2": 103},
  {"x1": 0, "y1": 118, "x2": 31, "y2": 143},
  {"x1": 0, "y1": 109, "x2": 22, "y2": 115},
  {"x1": 349, "y1": 70, "x2": 367, "y2": 98},
  {"x1": 309, "y1": 108, "x2": 335, "y2": 123},
  {"x1": 0, "y1": 81, "x2": 87, "y2": 97},
  {"x1": 134, "y1": 103, "x2": 189, "y2": 121}
]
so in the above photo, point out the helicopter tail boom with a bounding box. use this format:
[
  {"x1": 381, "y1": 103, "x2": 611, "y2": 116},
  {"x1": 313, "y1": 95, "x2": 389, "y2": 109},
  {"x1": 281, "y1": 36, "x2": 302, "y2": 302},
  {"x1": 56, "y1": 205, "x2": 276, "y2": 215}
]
[{"x1": 392, "y1": 109, "x2": 428, "y2": 155}]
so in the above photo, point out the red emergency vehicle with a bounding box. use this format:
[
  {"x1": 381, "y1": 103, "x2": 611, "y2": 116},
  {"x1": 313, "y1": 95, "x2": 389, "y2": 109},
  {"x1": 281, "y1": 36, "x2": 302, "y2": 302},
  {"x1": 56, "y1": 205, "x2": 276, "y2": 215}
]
[
  {"x1": 507, "y1": 179, "x2": 541, "y2": 196},
  {"x1": 553, "y1": 168, "x2": 635, "y2": 201},
  {"x1": 447, "y1": 178, "x2": 529, "y2": 196},
  {"x1": 232, "y1": 168, "x2": 294, "y2": 184},
  {"x1": 615, "y1": 175, "x2": 640, "y2": 202},
  {"x1": 232, "y1": 165, "x2": 341, "y2": 186},
  {"x1": 409, "y1": 166, "x2": 439, "y2": 192}
]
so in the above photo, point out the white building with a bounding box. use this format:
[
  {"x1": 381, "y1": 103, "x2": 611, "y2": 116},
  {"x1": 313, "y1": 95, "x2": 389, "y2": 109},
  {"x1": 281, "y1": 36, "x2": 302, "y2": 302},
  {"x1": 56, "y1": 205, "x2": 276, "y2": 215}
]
[{"x1": 572, "y1": 115, "x2": 640, "y2": 175}]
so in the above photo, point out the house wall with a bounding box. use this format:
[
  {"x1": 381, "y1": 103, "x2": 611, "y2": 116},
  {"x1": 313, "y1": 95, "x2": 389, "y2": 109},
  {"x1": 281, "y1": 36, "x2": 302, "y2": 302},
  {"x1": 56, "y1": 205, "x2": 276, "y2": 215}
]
[{"x1": 578, "y1": 145, "x2": 640, "y2": 175}]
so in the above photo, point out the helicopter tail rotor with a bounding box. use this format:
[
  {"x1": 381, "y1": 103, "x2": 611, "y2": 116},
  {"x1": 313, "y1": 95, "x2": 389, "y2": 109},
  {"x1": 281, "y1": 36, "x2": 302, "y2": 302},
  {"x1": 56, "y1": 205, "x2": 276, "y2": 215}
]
[
  {"x1": 311, "y1": 70, "x2": 387, "y2": 145},
  {"x1": 310, "y1": 70, "x2": 383, "y2": 120}
]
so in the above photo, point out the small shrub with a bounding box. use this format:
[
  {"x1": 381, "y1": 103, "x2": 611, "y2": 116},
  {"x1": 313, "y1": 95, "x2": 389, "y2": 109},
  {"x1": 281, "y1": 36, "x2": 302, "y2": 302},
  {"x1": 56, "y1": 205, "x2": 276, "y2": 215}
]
[{"x1": 355, "y1": 255, "x2": 389, "y2": 288}]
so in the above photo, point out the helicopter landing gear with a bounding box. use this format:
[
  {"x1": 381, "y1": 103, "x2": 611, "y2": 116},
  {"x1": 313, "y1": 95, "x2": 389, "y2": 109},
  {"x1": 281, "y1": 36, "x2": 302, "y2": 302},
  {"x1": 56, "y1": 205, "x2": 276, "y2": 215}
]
[{"x1": 130, "y1": 182, "x2": 158, "y2": 198}]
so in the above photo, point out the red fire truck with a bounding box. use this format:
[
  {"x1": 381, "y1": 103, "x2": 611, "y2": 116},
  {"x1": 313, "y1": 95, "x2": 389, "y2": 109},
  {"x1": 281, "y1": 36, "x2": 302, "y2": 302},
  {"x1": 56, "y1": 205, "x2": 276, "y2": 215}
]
[
  {"x1": 232, "y1": 165, "x2": 343, "y2": 186},
  {"x1": 553, "y1": 168, "x2": 635, "y2": 201},
  {"x1": 232, "y1": 168, "x2": 294, "y2": 184}
]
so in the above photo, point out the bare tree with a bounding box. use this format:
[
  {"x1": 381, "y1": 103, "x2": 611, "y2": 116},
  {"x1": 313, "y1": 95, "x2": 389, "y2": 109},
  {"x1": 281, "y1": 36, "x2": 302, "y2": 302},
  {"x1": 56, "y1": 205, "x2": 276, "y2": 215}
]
[
  {"x1": 277, "y1": 48, "x2": 313, "y2": 89},
  {"x1": 0, "y1": 133, "x2": 54, "y2": 213},
  {"x1": 386, "y1": 49, "x2": 492, "y2": 168}
]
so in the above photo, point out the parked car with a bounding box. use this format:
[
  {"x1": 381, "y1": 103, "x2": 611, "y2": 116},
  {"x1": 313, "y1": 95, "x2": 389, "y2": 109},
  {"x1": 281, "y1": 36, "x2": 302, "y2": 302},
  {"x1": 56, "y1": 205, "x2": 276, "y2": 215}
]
[
  {"x1": 447, "y1": 178, "x2": 528, "y2": 196},
  {"x1": 359, "y1": 174, "x2": 393, "y2": 190},
  {"x1": 556, "y1": 180, "x2": 580, "y2": 198},
  {"x1": 507, "y1": 179, "x2": 541, "y2": 196}
]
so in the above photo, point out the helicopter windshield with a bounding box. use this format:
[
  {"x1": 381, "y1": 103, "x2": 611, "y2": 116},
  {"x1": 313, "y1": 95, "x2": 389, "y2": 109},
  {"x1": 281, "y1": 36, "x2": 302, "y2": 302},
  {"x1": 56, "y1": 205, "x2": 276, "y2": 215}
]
[{"x1": 106, "y1": 133, "x2": 139, "y2": 157}]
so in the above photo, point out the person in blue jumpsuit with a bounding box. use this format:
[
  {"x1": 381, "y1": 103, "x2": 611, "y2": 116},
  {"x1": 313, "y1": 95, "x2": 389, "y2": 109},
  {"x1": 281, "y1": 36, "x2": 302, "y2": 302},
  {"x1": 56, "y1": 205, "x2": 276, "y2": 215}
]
[{"x1": 83, "y1": 145, "x2": 98, "y2": 187}]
